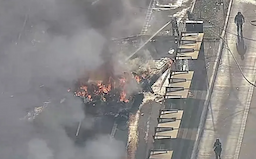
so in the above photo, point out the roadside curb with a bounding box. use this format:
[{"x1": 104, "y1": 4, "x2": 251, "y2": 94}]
[{"x1": 190, "y1": 0, "x2": 234, "y2": 158}]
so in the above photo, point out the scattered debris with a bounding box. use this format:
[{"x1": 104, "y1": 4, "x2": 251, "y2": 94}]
[
  {"x1": 21, "y1": 102, "x2": 50, "y2": 121},
  {"x1": 76, "y1": 120, "x2": 82, "y2": 136},
  {"x1": 60, "y1": 98, "x2": 66, "y2": 104},
  {"x1": 168, "y1": 49, "x2": 175, "y2": 55}
]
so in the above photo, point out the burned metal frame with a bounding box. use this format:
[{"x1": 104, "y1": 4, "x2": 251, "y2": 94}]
[
  {"x1": 148, "y1": 149, "x2": 173, "y2": 157},
  {"x1": 152, "y1": 109, "x2": 184, "y2": 140},
  {"x1": 176, "y1": 32, "x2": 204, "y2": 60},
  {"x1": 164, "y1": 71, "x2": 194, "y2": 99},
  {"x1": 147, "y1": 21, "x2": 205, "y2": 159},
  {"x1": 148, "y1": 149, "x2": 174, "y2": 159}
]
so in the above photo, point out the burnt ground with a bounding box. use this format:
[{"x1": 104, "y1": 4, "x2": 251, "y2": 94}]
[{"x1": 65, "y1": 92, "x2": 144, "y2": 146}]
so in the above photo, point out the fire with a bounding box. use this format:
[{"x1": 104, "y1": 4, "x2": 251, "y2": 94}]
[
  {"x1": 74, "y1": 74, "x2": 131, "y2": 103},
  {"x1": 134, "y1": 75, "x2": 141, "y2": 83},
  {"x1": 73, "y1": 70, "x2": 150, "y2": 104},
  {"x1": 120, "y1": 91, "x2": 129, "y2": 103},
  {"x1": 96, "y1": 81, "x2": 112, "y2": 94},
  {"x1": 132, "y1": 70, "x2": 150, "y2": 83}
]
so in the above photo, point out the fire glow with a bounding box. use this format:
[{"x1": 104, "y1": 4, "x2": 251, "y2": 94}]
[
  {"x1": 71, "y1": 56, "x2": 151, "y2": 105},
  {"x1": 74, "y1": 73, "x2": 142, "y2": 103}
]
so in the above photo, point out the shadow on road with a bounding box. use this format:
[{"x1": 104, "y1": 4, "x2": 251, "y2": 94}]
[{"x1": 236, "y1": 33, "x2": 247, "y2": 60}]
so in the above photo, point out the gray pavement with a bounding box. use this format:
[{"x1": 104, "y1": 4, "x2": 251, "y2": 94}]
[
  {"x1": 135, "y1": 100, "x2": 162, "y2": 159},
  {"x1": 197, "y1": 0, "x2": 256, "y2": 159},
  {"x1": 171, "y1": 49, "x2": 208, "y2": 159},
  {"x1": 130, "y1": 0, "x2": 213, "y2": 157},
  {"x1": 239, "y1": 86, "x2": 256, "y2": 159}
]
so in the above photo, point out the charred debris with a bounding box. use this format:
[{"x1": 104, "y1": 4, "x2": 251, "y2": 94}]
[{"x1": 69, "y1": 35, "x2": 175, "y2": 145}]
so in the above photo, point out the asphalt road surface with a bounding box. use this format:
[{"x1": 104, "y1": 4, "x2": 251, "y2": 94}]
[
  {"x1": 171, "y1": 49, "x2": 208, "y2": 159},
  {"x1": 197, "y1": 0, "x2": 256, "y2": 159},
  {"x1": 239, "y1": 86, "x2": 256, "y2": 159}
]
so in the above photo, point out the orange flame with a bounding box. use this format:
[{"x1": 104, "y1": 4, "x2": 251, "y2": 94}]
[
  {"x1": 120, "y1": 91, "x2": 129, "y2": 103},
  {"x1": 75, "y1": 73, "x2": 131, "y2": 102},
  {"x1": 134, "y1": 75, "x2": 141, "y2": 83}
]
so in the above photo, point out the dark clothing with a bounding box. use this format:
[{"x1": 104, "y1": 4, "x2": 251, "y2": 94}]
[
  {"x1": 213, "y1": 141, "x2": 222, "y2": 159},
  {"x1": 235, "y1": 13, "x2": 245, "y2": 35},
  {"x1": 236, "y1": 23, "x2": 243, "y2": 34},
  {"x1": 171, "y1": 19, "x2": 179, "y2": 36},
  {"x1": 235, "y1": 14, "x2": 245, "y2": 24},
  {"x1": 215, "y1": 151, "x2": 221, "y2": 159},
  {"x1": 187, "y1": 12, "x2": 194, "y2": 20}
]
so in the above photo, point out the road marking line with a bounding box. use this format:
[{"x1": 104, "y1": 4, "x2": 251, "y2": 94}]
[
  {"x1": 234, "y1": 51, "x2": 256, "y2": 159},
  {"x1": 76, "y1": 120, "x2": 82, "y2": 136},
  {"x1": 111, "y1": 122, "x2": 118, "y2": 137}
]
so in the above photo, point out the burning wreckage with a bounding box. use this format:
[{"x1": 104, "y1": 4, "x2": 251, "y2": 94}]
[
  {"x1": 71, "y1": 60, "x2": 151, "y2": 120},
  {"x1": 22, "y1": 57, "x2": 171, "y2": 123},
  {"x1": 69, "y1": 53, "x2": 174, "y2": 121},
  {"x1": 21, "y1": 39, "x2": 175, "y2": 147}
]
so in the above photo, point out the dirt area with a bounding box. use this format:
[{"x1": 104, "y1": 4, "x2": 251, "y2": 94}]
[{"x1": 192, "y1": 0, "x2": 231, "y2": 81}]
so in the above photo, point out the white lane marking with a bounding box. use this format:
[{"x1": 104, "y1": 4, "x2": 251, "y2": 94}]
[
  {"x1": 111, "y1": 122, "x2": 118, "y2": 137},
  {"x1": 145, "y1": 117, "x2": 150, "y2": 141},
  {"x1": 197, "y1": 8, "x2": 256, "y2": 157},
  {"x1": 76, "y1": 120, "x2": 82, "y2": 136},
  {"x1": 233, "y1": 32, "x2": 256, "y2": 158}
]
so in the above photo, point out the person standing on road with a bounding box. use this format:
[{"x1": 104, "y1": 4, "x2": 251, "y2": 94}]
[
  {"x1": 234, "y1": 12, "x2": 245, "y2": 35},
  {"x1": 187, "y1": 11, "x2": 194, "y2": 20},
  {"x1": 171, "y1": 17, "x2": 179, "y2": 37},
  {"x1": 213, "y1": 138, "x2": 222, "y2": 159}
]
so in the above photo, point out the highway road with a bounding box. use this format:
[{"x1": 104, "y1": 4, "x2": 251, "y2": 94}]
[
  {"x1": 239, "y1": 86, "x2": 256, "y2": 159},
  {"x1": 196, "y1": 0, "x2": 256, "y2": 159}
]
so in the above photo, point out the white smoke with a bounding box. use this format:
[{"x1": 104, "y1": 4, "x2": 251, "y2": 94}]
[
  {"x1": 28, "y1": 139, "x2": 54, "y2": 159},
  {"x1": 84, "y1": 135, "x2": 126, "y2": 159},
  {"x1": 0, "y1": 0, "x2": 147, "y2": 158}
]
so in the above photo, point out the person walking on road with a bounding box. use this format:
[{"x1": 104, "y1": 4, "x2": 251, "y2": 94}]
[
  {"x1": 234, "y1": 12, "x2": 245, "y2": 35},
  {"x1": 213, "y1": 138, "x2": 222, "y2": 159},
  {"x1": 171, "y1": 17, "x2": 179, "y2": 37}
]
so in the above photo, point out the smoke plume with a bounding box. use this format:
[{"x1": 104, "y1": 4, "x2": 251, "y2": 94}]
[{"x1": 0, "y1": 0, "x2": 147, "y2": 158}]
